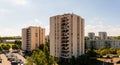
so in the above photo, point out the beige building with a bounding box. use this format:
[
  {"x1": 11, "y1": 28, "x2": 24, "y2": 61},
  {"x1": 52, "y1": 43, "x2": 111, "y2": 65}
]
[
  {"x1": 50, "y1": 13, "x2": 85, "y2": 59},
  {"x1": 22, "y1": 26, "x2": 45, "y2": 51}
]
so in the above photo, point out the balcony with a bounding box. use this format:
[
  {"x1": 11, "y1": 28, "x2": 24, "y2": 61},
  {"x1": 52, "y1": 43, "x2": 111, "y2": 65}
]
[
  {"x1": 61, "y1": 30, "x2": 69, "y2": 33},
  {"x1": 61, "y1": 40, "x2": 69, "y2": 43},
  {"x1": 61, "y1": 50, "x2": 69, "y2": 53},
  {"x1": 61, "y1": 44, "x2": 69, "y2": 46},
  {"x1": 61, "y1": 54, "x2": 69, "y2": 57},
  {"x1": 62, "y1": 47, "x2": 69, "y2": 50},
  {"x1": 61, "y1": 37, "x2": 69, "y2": 39}
]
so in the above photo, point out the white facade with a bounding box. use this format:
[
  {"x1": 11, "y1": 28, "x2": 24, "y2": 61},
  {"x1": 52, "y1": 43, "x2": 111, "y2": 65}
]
[
  {"x1": 50, "y1": 13, "x2": 84, "y2": 58},
  {"x1": 87, "y1": 40, "x2": 120, "y2": 49},
  {"x1": 99, "y1": 32, "x2": 107, "y2": 40},
  {"x1": 88, "y1": 32, "x2": 95, "y2": 40}
]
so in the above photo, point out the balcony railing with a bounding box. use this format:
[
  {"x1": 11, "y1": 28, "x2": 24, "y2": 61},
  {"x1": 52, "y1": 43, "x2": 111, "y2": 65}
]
[{"x1": 61, "y1": 44, "x2": 69, "y2": 46}]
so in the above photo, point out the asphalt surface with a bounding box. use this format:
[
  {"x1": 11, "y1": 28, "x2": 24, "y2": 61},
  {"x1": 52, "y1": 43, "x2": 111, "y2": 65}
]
[{"x1": 0, "y1": 53, "x2": 26, "y2": 65}]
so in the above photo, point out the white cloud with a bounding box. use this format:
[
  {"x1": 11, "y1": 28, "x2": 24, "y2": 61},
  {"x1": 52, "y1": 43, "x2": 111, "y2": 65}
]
[
  {"x1": 0, "y1": 0, "x2": 28, "y2": 5},
  {"x1": 21, "y1": 19, "x2": 49, "y2": 35},
  {"x1": 85, "y1": 17, "x2": 120, "y2": 36},
  {"x1": 0, "y1": 27, "x2": 20, "y2": 36}
]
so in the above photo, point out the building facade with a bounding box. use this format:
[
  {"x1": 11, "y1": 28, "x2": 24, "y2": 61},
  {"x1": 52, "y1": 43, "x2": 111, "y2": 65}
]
[
  {"x1": 22, "y1": 26, "x2": 45, "y2": 51},
  {"x1": 87, "y1": 40, "x2": 120, "y2": 49},
  {"x1": 87, "y1": 32, "x2": 120, "y2": 49},
  {"x1": 88, "y1": 32, "x2": 95, "y2": 40},
  {"x1": 50, "y1": 13, "x2": 84, "y2": 59},
  {"x1": 99, "y1": 32, "x2": 107, "y2": 40}
]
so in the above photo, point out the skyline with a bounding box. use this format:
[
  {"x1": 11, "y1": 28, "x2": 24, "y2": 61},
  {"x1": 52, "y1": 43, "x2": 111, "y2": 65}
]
[{"x1": 0, "y1": 0, "x2": 120, "y2": 36}]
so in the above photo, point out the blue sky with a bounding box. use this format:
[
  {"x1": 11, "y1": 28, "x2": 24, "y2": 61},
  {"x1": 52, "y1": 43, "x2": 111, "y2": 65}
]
[{"x1": 0, "y1": 0, "x2": 120, "y2": 36}]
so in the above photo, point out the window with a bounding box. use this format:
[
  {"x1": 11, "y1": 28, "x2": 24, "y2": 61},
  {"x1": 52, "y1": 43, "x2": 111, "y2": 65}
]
[{"x1": 35, "y1": 33, "x2": 38, "y2": 37}]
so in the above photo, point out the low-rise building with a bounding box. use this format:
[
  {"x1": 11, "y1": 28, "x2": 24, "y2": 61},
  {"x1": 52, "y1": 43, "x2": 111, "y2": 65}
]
[
  {"x1": 86, "y1": 32, "x2": 120, "y2": 49},
  {"x1": 87, "y1": 40, "x2": 120, "y2": 49}
]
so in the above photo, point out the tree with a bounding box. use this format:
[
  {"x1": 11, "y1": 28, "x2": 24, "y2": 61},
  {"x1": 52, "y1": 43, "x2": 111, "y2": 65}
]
[
  {"x1": 1, "y1": 44, "x2": 10, "y2": 50},
  {"x1": 117, "y1": 49, "x2": 120, "y2": 55},
  {"x1": 14, "y1": 40, "x2": 21, "y2": 49},
  {"x1": 27, "y1": 49, "x2": 47, "y2": 65},
  {"x1": 76, "y1": 54, "x2": 90, "y2": 65},
  {"x1": 99, "y1": 49, "x2": 109, "y2": 55},
  {"x1": 26, "y1": 48, "x2": 55, "y2": 65},
  {"x1": 0, "y1": 46, "x2": 2, "y2": 51},
  {"x1": 109, "y1": 48, "x2": 116, "y2": 54},
  {"x1": 39, "y1": 44, "x2": 44, "y2": 51},
  {"x1": 99, "y1": 46, "x2": 105, "y2": 50},
  {"x1": 12, "y1": 44, "x2": 19, "y2": 50},
  {"x1": 43, "y1": 44, "x2": 55, "y2": 65},
  {"x1": 48, "y1": 56, "x2": 55, "y2": 65},
  {"x1": 114, "y1": 36, "x2": 120, "y2": 40},
  {"x1": 86, "y1": 48, "x2": 98, "y2": 57}
]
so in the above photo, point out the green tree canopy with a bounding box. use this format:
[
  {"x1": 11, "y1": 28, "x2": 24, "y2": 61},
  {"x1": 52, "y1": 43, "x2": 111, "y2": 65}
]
[
  {"x1": 1, "y1": 44, "x2": 10, "y2": 50},
  {"x1": 12, "y1": 44, "x2": 19, "y2": 50},
  {"x1": 117, "y1": 49, "x2": 120, "y2": 55},
  {"x1": 26, "y1": 45, "x2": 55, "y2": 65}
]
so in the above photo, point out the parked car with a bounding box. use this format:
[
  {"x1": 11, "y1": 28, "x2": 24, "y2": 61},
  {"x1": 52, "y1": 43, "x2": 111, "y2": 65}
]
[
  {"x1": 0, "y1": 58, "x2": 2, "y2": 63},
  {"x1": 11, "y1": 61, "x2": 18, "y2": 65}
]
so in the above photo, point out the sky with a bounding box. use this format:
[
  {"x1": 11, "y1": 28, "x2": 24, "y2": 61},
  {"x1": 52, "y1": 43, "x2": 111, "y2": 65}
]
[{"x1": 0, "y1": 0, "x2": 120, "y2": 36}]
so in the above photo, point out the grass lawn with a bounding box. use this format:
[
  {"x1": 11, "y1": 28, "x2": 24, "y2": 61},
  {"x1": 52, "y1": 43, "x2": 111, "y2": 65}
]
[{"x1": 97, "y1": 58, "x2": 104, "y2": 61}]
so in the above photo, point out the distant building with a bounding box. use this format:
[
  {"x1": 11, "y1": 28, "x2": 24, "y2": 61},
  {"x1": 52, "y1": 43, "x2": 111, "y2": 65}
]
[
  {"x1": 0, "y1": 36, "x2": 21, "y2": 44},
  {"x1": 46, "y1": 35, "x2": 49, "y2": 43},
  {"x1": 99, "y1": 32, "x2": 107, "y2": 40},
  {"x1": 87, "y1": 40, "x2": 120, "y2": 49},
  {"x1": 50, "y1": 13, "x2": 84, "y2": 59},
  {"x1": 22, "y1": 26, "x2": 45, "y2": 51},
  {"x1": 88, "y1": 32, "x2": 95, "y2": 40},
  {"x1": 86, "y1": 32, "x2": 120, "y2": 49}
]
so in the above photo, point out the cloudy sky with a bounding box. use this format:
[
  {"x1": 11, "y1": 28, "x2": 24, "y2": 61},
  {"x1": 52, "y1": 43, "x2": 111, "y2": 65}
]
[{"x1": 0, "y1": 0, "x2": 120, "y2": 36}]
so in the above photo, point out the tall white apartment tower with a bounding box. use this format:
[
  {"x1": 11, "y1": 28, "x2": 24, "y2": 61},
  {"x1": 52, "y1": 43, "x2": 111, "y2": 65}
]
[{"x1": 50, "y1": 13, "x2": 84, "y2": 59}]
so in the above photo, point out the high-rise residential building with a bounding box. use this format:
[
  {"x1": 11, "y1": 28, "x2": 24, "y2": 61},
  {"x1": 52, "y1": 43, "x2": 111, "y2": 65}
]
[
  {"x1": 88, "y1": 32, "x2": 95, "y2": 40},
  {"x1": 50, "y1": 13, "x2": 84, "y2": 59},
  {"x1": 22, "y1": 26, "x2": 45, "y2": 51},
  {"x1": 99, "y1": 32, "x2": 107, "y2": 40}
]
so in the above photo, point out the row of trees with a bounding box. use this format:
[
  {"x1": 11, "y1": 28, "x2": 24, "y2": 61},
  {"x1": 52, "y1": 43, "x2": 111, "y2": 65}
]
[
  {"x1": 26, "y1": 44, "x2": 56, "y2": 65},
  {"x1": 0, "y1": 44, "x2": 20, "y2": 51},
  {"x1": 14, "y1": 40, "x2": 21, "y2": 49},
  {"x1": 86, "y1": 46, "x2": 120, "y2": 57}
]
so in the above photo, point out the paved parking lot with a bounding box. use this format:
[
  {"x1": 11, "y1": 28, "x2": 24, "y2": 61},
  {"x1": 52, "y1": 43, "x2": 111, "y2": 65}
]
[
  {"x1": 15, "y1": 53, "x2": 26, "y2": 64},
  {"x1": 0, "y1": 53, "x2": 26, "y2": 65},
  {"x1": 0, "y1": 54, "x2": 11, "y2": 65}
]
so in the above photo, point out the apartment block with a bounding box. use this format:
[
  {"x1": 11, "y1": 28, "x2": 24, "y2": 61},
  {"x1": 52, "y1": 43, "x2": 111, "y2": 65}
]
[
  {"x1": 99, "y1": 32, "x2": 107, "y2": 40},
  {"x1": 87, "y1": 40, "x2": 120, "y2": 49},
  {"x1": 88, "y1": 32, "x2": 95, "y2": 40},
  {"x1": 50, "y1": 13, "x2": 85, "y2": 59},
  {"x1": 86, "y1": 32, "x2": 120, "y2": 49},
  {"x1": 22, "y1": 26, "x2": 45, "y2": 51}
]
